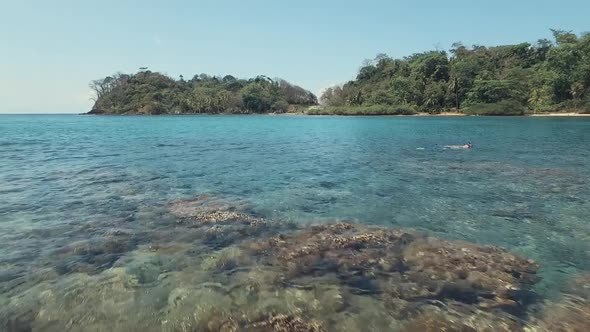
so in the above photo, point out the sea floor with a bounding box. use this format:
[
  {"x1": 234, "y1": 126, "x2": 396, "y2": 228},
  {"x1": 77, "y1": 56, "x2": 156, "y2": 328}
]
[{"x1": 1, "y1": 194, "x2": 588, "y2": 332}]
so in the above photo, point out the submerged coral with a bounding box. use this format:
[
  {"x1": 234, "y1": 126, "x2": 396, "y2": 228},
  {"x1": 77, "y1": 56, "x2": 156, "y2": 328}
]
[
  {"x1": 170, "y1": 194, "x2": 261, "y2": 225},
  {"x1": 169, "y1": 195, "x2": 293, "y2": 250},
  {"x1": 3, "y1": 193, "x2": 588, "y2": 332},
  {"x1": 526, "y1": 273, "x2": 590, "y2": 332},
  {"x1": 200, "y1": 246, "x2": 247, "y2": 272},
  {"x1": 243, "y1": 314, "x2": 326, "y2": 332},
  {"x1": 531, "y1": 297, "x2": 590, "y2": 332},
  {"x1": 398, "y1": 305, "x2": 524, "y2": 332},
  {"x1": 243, "y1": 222, "x2": 539, "y2": 325}
]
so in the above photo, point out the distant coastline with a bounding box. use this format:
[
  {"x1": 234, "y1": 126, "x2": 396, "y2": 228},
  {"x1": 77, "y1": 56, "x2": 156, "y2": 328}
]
[
  {"x1": 528, "y1": 112, "x2": 590, "y2": 117},
  {"x1": 88, "y1": 31, "x2": 589, "y2": 117},
  {"x1": 299, "y1": 111, "x2": 590, "y2": 117},
  {"x1": 83, "y1": 110, "x2": 590, "y2": 117}
]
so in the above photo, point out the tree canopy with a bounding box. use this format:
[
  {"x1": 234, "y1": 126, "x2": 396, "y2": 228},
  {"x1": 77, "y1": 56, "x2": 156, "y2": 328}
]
[
  {"x1": 89, "y1": 72, "x2": 317, "y2": 115},
  {"x1": 320, "y1": 31, "x2": 590, "y2": 115},
  {"x1": 90, "y1": 31, "x2": 590, "y2": 116}
]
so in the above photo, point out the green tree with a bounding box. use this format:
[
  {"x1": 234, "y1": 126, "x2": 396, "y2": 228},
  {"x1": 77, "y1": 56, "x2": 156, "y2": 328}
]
[
  {"x1": 90, "y1": 71, "x2": 315, "y2": 114},
  {"x1": 319, "y1": 30, "x2": 589, "y2": 115}
]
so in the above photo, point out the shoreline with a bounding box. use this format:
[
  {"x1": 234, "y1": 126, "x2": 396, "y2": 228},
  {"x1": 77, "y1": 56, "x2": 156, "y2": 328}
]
[
  {"x1": 81, "y1": 111, "x2": 590, "y2": 117},
  {"x1": 287, "y1": 111, "x2": 590, "y2": 117},
  {"x1": 528, "y1": 112, "x2": 590, "y2": 117}
]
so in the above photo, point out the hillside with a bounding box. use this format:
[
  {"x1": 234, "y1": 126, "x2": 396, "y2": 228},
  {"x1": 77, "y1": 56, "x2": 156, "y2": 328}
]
[
  {"x1": 319, "y1": 30, "x2": 590, "y2": 115},
  {"x1": 89, "y1": 72, "x2": 317, "y2": 115}
]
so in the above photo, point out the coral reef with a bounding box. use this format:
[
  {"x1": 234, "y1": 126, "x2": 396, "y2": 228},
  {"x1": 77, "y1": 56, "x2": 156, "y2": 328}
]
[
  {"x1": 49, "y1": 231, "x2": 144, "y2": 275},
  {"x1": 170, "y1": 194, "x2": 261, "y2": 226},
  {"x1": 530, "y1": 297, "x2": 590, "y2": 332},
  {"x1": 3, "y1": 194, "x2": 589, "y2": 332},
  {"x1": 200, "y1": 246, "x2": 247, "y2": 272},
  {"x1": 526, "y1": 273, "x2": 590, "y2": 332},
  {"x1": 243, "y1": 314, "x2": 326, "y2": 332},
  {"x1": 398, "y1": 301, "x2": 528, "y2": 332},
  {"x1": 244, "y1": 222, "x2": 539, "y2": 320},
  {"x1": 169, "y1": 195, "x2": 291, "y2": 250}
]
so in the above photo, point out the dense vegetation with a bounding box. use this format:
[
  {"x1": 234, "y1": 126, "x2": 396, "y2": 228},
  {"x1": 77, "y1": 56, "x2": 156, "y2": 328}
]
[
  {"x1": 307, "y1": 105, "x2": 417, "y2": 116},
  {"x1": 89, "y1": 72, "x2": 317, "y2": 114},
  {"x1": 90, "y1": 30, "x2": 589, "y2": 116},
  {"x1": 320, "y1": 30, "x2": 590, "y2": 115}
]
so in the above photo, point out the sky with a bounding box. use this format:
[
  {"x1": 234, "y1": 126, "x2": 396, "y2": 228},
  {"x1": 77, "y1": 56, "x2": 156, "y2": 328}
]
[{"x1": 0, "y1": 0, "x2": 588, "y2": 114}]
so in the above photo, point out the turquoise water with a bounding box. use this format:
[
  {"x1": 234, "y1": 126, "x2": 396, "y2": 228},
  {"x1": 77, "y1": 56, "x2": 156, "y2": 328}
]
[{"x1": 1, "y1": 114, "x2": 589, "y2": 331}]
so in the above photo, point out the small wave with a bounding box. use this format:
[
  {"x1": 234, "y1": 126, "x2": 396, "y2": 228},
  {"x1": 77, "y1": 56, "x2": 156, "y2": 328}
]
[
  {"x1": 88, "y1": 178, "x2": 128, "y2": 185},
  {"x1": 0, "y1": 140, "x2": 45, "y2": 147},
  {"x1": 155, "y1": 143, "x2": 181, "y2": 147}
]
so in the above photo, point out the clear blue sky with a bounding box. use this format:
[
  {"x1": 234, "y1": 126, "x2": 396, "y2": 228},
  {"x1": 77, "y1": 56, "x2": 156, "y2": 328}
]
[{"x1": 1, "y1": 0, "x2": 588, "y2": 113}]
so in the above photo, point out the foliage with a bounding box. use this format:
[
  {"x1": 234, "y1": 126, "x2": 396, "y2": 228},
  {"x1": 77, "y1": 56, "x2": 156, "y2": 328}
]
[
  {"x1": 463, "y1": 100, "x2": 527, "y2": 116},
  {"x1": 321, "y1": 31, "x2": 590, "y2": 115},
  {"x1": 89, "y1": 72, "x2": 317, "y2": 114},
  {"x1": 307, "y1": 105, "x2": 417, "y2": 116}
]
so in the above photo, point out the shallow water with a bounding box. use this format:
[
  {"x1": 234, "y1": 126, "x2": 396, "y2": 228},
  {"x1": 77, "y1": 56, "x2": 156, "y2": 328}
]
[{"x1": 0, "y1": 114, "x2": 589, "y2": 331}]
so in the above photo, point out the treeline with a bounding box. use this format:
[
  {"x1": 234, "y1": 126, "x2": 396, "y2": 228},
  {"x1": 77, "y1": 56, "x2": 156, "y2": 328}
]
[
  {"x1": 320, "y1": 30, "x2": 590, "y2": 115},
  {"x1": 89, "y1": 72, "x2": 317, "y2": 115}
]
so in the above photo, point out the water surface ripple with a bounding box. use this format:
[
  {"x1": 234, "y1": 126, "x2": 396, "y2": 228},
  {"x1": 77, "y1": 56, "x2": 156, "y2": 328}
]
[{"x1": 0, "y1": 114, "x2": 589, "y2": 331}]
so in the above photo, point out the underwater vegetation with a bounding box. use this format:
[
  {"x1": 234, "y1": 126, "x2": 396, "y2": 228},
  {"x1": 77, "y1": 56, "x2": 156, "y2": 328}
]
[{"x1": 0, "y1": 194, "x2": 588, "y2": 331}]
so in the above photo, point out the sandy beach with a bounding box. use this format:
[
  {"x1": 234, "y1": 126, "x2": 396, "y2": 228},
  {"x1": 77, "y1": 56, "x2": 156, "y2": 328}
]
[
  {"x1": 295, "y1": 111, "x2": 590, "y2": 117},
  {"x1": 529, "y1": 112, "x2": 590, "y2": 117}
]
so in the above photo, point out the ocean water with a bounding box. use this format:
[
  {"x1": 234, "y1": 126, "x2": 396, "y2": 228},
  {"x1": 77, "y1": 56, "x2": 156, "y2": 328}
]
[{"x1": 1, "y1": 114, "x2": 589, "y2": 331}]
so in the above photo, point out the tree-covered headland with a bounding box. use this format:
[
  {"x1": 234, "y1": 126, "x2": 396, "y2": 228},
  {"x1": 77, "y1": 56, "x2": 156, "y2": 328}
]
[
  {"x1": 90, "y1": 30, "x2": 589, "y2": 115},
  {"x1": 316, "y1": 30, "x2": 590, "y2": 115},
  {"x1": 89, "y1": 72, "x2": 317, "y2": 114}
]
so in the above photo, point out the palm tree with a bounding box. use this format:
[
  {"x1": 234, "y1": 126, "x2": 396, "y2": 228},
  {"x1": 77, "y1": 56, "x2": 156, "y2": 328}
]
[{"x1": 448, "y1": 77, "x2": 460, "y2": 109}]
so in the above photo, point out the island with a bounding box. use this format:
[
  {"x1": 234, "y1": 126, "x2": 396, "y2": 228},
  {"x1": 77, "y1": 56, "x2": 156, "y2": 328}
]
[
  {"x1": 89, "y1": 30, "x2": 589, "y2": 116},
  {"x1": 315, "y1": 30, "x2": 590, "y2": 116},
  {"x1": 89, "y1": 73, "x2": 318, "y2": 115}
]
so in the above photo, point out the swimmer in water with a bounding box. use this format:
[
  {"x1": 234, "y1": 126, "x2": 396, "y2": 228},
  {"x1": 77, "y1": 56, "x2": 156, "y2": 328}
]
[{"x1": 445, "y1": 142, "x2": 473, "y2": 149}]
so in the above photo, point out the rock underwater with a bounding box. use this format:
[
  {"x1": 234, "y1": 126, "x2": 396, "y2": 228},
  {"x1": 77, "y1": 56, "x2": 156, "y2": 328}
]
[
  {"x1": 166, "y1": 195, "x2": 544, "y2": 331},
  {"x1": 525, "y1": 273, "x2": 590, "y2": 332},
  {"x1": 4, "y1": 194, "x2": 588, "y2": 332}
]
